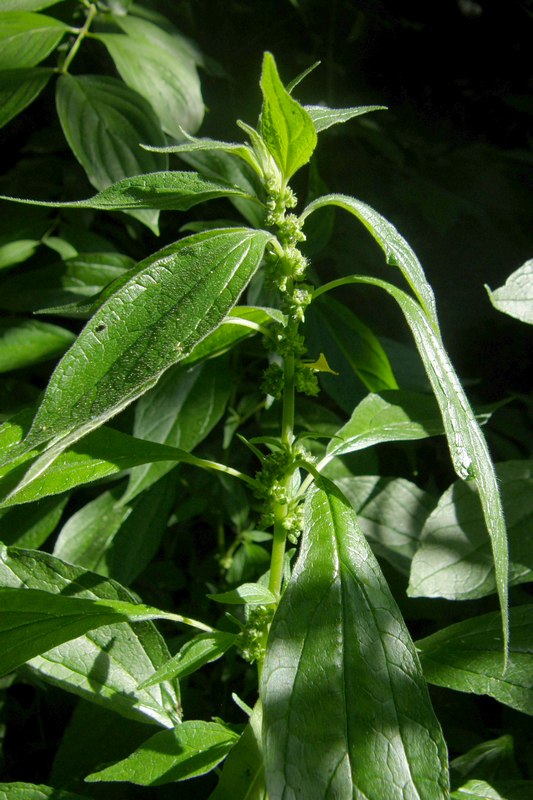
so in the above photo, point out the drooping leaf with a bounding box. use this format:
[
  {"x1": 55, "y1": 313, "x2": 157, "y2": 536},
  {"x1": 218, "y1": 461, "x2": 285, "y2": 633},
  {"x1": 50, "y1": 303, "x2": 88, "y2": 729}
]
[
  {"x1": 210, "y1": 702, "x2": 266, "y2": 800},
  {"x1": 0, "y1": 545, "x2": 181, "y2": 727},
  {"x1": 486, "y1": 259, "x2": 533, "y2": 325},
  {"x1": 336, "y1": 475, "x2": 436, "y2": 573},
  {"x1": 259, "y1": 52, "x2": 317, "y2": 180},
  {"x1": 139, "y1": 631, "x2": 237, "y2": 688},
  {"x1": 315, "y1": 274, "x2": 510, "y2": 658},
  {"x1": 3, "y1": 228, "x2": 271, "y2": 495},
  {"x1": 0, "y1": 318, "x2": 75, "y2": 373},
  {"x1": 86, "y1": 721, "x2": 239, "y2": 785},
  {"x1": 55, "y1": 74, "x2": 167, "y2": 231},
  {"x1": 95, "y1": 33, "x2": 203, "y2": 137},
  {"x1": 305, "y1": 103, "x2": 386, "y2": 133},
  {"x1": 0, "y1": 68, "x2": 53, "y2": 129},
  {"x1": 261, "y1": 479, "x2": 449, "y2": 800},
  {"x1": 409, "y1": 460, "x2": 533, "y2": 600},
  {"x1": 0, "y1": 171, "x2": 255, "y2": 211},
  {"x1": 301, "y1": 193, "x2": 439, "y2": 327},
  {"x1": 0, "y1": 12, "x2": 69, "y2": 69},
  {"x1": 123, "y1": 357, "x2": 232, "y2": 501},
  {"x1": 0, "y1": 783, "x2": 87, "y2": 800},
  {"x1": 416, "y1": 605, "x2": 533, "y2": 715}
]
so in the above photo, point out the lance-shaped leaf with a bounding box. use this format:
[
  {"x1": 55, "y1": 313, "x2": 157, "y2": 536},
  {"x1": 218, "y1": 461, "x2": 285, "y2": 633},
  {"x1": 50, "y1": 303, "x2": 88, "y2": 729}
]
[
  {"x1": 409, "y1": 460, "x2": 533, "y2": 600},
  {"x1": 301, "y1": 193, "x2": 439, "y2": 327},
  {"x1": 210, "y1": 702, "x2": 266, "y2": 800},
  {"x1": 0, "y1": 12, "x2": 69, "y2": 69},
  {"x1": 86, "y1": 721, "x2": 240, "y2": 785},
  {"x1": 0, "y1": 317, "x2": 75, "y2": 372},
  {"x1": 0, "y1": 171, "x2": 257, "y2": 211},
  {"x1": 3, "y1": 228, "x2": 271, "y2": 494},
  {"x1": 314, "y1": 274, "x2": 509, "y2": 657},
  {"x1": 55, "y1": 74, "x2": 167, "y2": 231},
  {"x1": 259, "y1": 52, "x2": 317, "y2": 180},
  {"x1": 486, "y1": 259, "x2": 533, "y2": 325},
  {"x1": 261, "y1": 480, "x2": 449, "y2": 800},
  {"x1": 416, "y1": 605, "x2": 533, "y2": 716},
  {"x1": 0, "y1": 545, "x2": 181, "y2": 727},
  {"x1": 0, "y1": 67, "x2": 53, "y2": 129},
  {"x1": 305, "y1": 104, "x2": 386, "y2": 133},
  {"x1": 139, "y1": 631, "x2": 237, "y2": 688}
]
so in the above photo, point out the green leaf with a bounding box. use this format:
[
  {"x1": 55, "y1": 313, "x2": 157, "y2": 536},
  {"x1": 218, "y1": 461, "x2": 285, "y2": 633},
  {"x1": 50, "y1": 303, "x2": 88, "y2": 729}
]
[
  {"x1": 451, "y1": 736, "x2": 519, "y2": 785},
  {"x1": 210, "y1": 702, "x2": 266, "y2": 800},
  {"x1": 0, "y1": 318, "x2": 75, "y2": 372},
  {"x1": 123, "y1": 357, "x2": 232, "y2": 501},
  {"x1": 139, "y1": 631, "x2": 237, "y2": 688},
  {"x1": 112, "y1": 13, "x2": 203, "y2": 67},
  {"x1": 86, "y1": 721, "x2": 239, "y2": 785},
  {"x1": 315, "y1": 274, "x2": 510, "y2": 659},
  {"x1": 0, "y1": 493, "x2": 68, "y2": 548},
  {"x1": 301, "y1": 193, "x2": 439, "y2": 327},
  {"x1": 94, "y1": 33, "x2": 203, "y2": 137},
  {"x1": 0, "y1": 68, "x2": 53, "y2": 129},
  {"x1": 416, "y1": 605, "x2": 533, "y2": 715},
  {"x1": 0, "y1": 12, "x2": 69, "y2": 69},
  {"x1": 304, "y1": 295, "x2": 398, "y2": 413},
  {"x1": 142, "y1": 133, "x2": 259, "y2": 172},
  {"x1": 0, "y1": 545, "x2": 181, "y2": 727},
  {"x1": 0, "y1": 783, "x2": 87, "y2": 800},
  {"x1": 451, "y1": 780, "x2": 507, "y2": 800},
  {"x1": 259, "y1": 52, "x2": 317, "y2": 180},
  {"x1": 336, "y1": 475, "x2": 436, "y2": 573},
  {"x1": 0, "y1": 171, "x2": 254, "y2": 212},
  {"x1": 5, "y1": 228, "x2": 271, "y2": 493},
  {"x1": 486, "y1": 259, "x2": 533, "y2": 324},
  {"x1": 261, "y1": 480, "x2": 449, "y2": 800},
  {"x1": 409, "y1": 460, "x2": 533, "y2": 600},
  {"x1": 0, "y1": 239, "x2": 39, "y2": 270},
  {"x1": 55, "y1": 74, "x2": 167, "y2": 231},
  {"x1": 326, "y1": 389, "x2": 461, "y2": 460},
  {"x1": 208, "y1": 583, "x2": 276, "y2": 605},
  {"x1": 0, "y1": 586, "x2": 179, "y2": 677},
  {"x1": 0, "y1": 0, "x2": 67, "y2": 8},
  {"x1": 305, "y1": 103, "x2": 386, "y2": 133}
]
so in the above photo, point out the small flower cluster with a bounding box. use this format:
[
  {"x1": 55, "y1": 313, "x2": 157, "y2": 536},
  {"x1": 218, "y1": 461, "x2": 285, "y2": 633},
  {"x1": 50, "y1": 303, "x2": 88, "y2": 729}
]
[{"x1": 236, "y1": 604, "x2": 275, "y2": 663}]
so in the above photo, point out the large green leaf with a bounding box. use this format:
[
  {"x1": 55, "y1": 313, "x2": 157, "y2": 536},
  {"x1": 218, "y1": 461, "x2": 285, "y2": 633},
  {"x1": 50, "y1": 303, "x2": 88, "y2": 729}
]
[
  {"x1": 95, "y1": 33, "x2": 203, "y2": 137},
  {"x1": 305, "y1": 103, "x2": 386, "y2": 133},
  {"x1": 86, "y1": 721, "x2": 239, "y2": 785},
  {"x1": 0, "y1": 68, "x2": 53, "y2": 129},
  {"x1": 486, "y1": 259, "x2": 533, "y2": 325},
  {"x1": 0, "y1": 12, "x2": 69, "y2": 69},
  {"x1": 336, "y1": 475, "x2": 436, "y2": 573},
  {"x1": 261, "y1": 480, "x2": 449, "y2": 800},
  {"x1": 409, "y1": 460, "x2": 533, "y2": 600},
  {"x1": 259, "y1": 52, "x2": 317, "y2": 181},
  {"x1": 0, "y1": 317, "x2": 75, "y2": 373},
  {"x1": 124, "y1": 357, "x2": 232, "y2": 501},
  {"x1": 0, "y1": 171, "x2": 255, "y2": 211},
  {"x1": 301, "y1": 193, "x2": 439, "y2": 327},
  {"x1": 3, "y1": 228, "x2": 271, "y2": 495},
  {"x1": 417, "y1": 605, "x2": 533, "y2": 715},
  {"x1": 0, "y1": 545, "x2": 181, "y2": 727},
  {"x1": 55, "y1": 74, "x2": 167, "y2": 231},
  {"x1": 314, "y1": 274, "x2": 509, "y2": 657}
]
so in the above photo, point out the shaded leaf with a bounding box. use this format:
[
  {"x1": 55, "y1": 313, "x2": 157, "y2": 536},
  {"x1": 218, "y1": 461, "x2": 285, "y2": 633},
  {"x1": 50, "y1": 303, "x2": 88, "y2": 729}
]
[
  {"x1": 0, "y1": 68, "x2": 53, "y2": 129},
  {"x1": 417, "y1": 605, "x2": 533, "y2": 715},
  {"x1": 0, "y1": 493, "x2": 68, "y2": 548},
  {"x1": 210, "y1": 702, "x2": 266, "y2": 800},
  {"x1": 0, "y1": 318, "x2": 75, "y2": 373},
  {"x1": 409, "y1": 460, "x2": 533, "y2": 600},
  {"x1": 261, "y1": 479, "x2": 449, "y2": 800},
  {"x1": 86, "y1": 721, "x2": 239, "y2": 785},
  {"x1": 55, "y1": 73, "x2": 167, "y2": 231},
  {"x1": 0, "y1": 544, "x2": 181, "y2": 727},
  {"x1": 0, "y1": 12, "x2": 69, "y2": 69}
]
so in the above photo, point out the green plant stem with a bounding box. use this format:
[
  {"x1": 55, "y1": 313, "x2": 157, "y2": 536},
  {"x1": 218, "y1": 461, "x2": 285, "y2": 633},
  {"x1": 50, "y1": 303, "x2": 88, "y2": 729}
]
[{"x1": 60, "y1": 2, "x2": 97, "y2": 75}]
